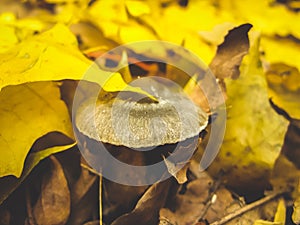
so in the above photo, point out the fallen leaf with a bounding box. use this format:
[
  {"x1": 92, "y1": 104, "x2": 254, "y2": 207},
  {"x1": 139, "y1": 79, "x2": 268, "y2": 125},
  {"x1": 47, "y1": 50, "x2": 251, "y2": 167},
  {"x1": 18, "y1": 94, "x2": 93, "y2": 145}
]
[
  {"x1": 253, "y1": 198, "x2": 286, "y2": 225},
  {"x1": 211, "y1": 194, "x2": 283, "y2": 225},
  {"x1": 270, "y1": 121, "x2": 300, "y2": 193},
  {"x1": 33, "y1": 156, "x2": 71, "y2": 225},
  {"x1": 209, "y1": 23, "x2": 252, "y2": 79},
  {"x1": 87, "y1": 0, "x2": 128, "y2": 40},
  {"x1": 293, "y1": 179, "x2": 300, "y2": 224},
  {"x1": 274, "y1": 199, "x2": 286, "y2": 224},
  {"x1": 0, "y1": 207, "x2": 10, "y2": 225},
  {"x1": 67, "y1": 163, "x2": 98, "y2": 225},
  {"x1": 266, "y1": 63, "x2": 300, "y2": 120},
  {"x1": 0, "y1": 82, "x2": 74, "y2": 178},
  {"x1": 206, "y1": 33, "x2": 289, "y2": 193},
  {"x1": 159, "y1": 172, "x2": 240, "y2": 225},
  {"x1": 125, "y1": 0, "x2": 151, "y2": 17},
  {"x1": 0, "y1": 24, "x2": 18, "y2": 53},
  {"x1": 111, "y1": 179, "x2": 173, "y2": 225},
  {"x1": 0, "y1": 23, "x2": 90, "y2": 90},
  {"x1": 0, "y1": 143, "x2": 75, "y2": 205},
  {"x1": 218, "y1": 0, "x2": 300, "y2": 38},
  {"x1": 261, "y1": 36, "x2": 300, "y2": 73},
  {"x1": 0, "y1": 23, "x2": 154, "y2": 99}
]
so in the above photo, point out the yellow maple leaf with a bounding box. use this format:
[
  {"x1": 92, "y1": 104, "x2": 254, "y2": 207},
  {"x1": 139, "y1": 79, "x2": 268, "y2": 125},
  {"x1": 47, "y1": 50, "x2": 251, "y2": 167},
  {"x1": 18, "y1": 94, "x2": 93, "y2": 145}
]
[{"x1": 0, "y1": 82, "x2": 73, "y2": 178}]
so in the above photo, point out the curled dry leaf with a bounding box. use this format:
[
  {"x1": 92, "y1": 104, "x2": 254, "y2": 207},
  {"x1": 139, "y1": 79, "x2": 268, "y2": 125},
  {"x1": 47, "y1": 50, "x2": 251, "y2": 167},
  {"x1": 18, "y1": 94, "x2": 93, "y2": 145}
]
[
  {"x1": 188, "y1": 23, "x2": 252, "y2": 112},
  {"x1": 67, "y1": 162, "x2": 98, "y2": 225},
  {"x1": 111, "y1": 179, "x2": 173, "y2": 225},
  {"x1": 32, "y1": 156, "x2": 70, "y2": 225},
  {"x1": 0, "y1": 143, "x2": 75, "y2": 205},
  {"x1": 209, "y1": 23, "x2": 252, "y2": 79}
]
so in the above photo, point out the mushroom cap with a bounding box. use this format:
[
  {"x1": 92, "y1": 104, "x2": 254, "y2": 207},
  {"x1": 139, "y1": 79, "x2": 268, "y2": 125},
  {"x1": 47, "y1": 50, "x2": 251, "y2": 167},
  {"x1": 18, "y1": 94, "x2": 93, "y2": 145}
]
[{"x1": 75, "y1": 79, "x2": 208, "y2": 148}]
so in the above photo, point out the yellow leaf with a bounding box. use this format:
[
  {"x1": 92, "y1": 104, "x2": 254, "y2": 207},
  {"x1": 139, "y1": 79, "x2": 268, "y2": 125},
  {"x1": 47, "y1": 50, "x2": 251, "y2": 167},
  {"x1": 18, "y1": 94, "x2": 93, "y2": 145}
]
[
  {"x1": 183, "y1": 32, "x2": 216, "y2": 65},
  {"x1": 219, "y1": 0, "x2": 300, "y2": 38},
  {"x1": 266, "y1": 63, "x2": 300, "y2": 119},
  {"x1": 274, "y1": 199, "x2": 286, "y2": 224},
  {"x1": 0, "y1": 23, "x2": 91, "y2": 90},
  {"x1": 253, "y1": 220, "x2": 282, "y2": 225},
  {"x1": 0, "y1": 82, "x2": 74, "y2": 178},
  {"x1": 0, "y1": 25, "x2": 18, "y2": 53},
  {"x1": 125, "y1": 0, "x2": 151, "y2": 17},
  {"x1": 0, "y1": 23, "x2": 155, "y2": 99},
  {"x1": 0, "y1": 12, "x2": 50, "y2": 40},
  {"x1": 44, "y1": 0, "x2": 81, "y2": 3},
  {"x1": 0, "y1": 143, "x2": 76, "y2": 205},
  {"x1": 119, "y1": 21, "x2": 158, "y2": 43},
  {"x1": 207, "y1": 33, "x2": 289, "y2": 190},
  {"x1": 261, "y1": 37, "x2": 300, "y2": 74},
  {"x1": 88, "y1": 0, "x2": 128, "y2": 39},
  {"x1": 253, "y1": 199, "x2": 285, "y2": 225}
]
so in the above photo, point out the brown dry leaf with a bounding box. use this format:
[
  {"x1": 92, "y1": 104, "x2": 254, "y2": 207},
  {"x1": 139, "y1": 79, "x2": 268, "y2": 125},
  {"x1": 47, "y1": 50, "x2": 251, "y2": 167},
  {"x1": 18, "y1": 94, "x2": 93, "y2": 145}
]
[
  {"x1": 270, "y1": 120, "x2": 300, "y2": 193},
  {"x1": 163, "y1": 137, "x2": 200, "y2": 184},
  {"x1": 271, "y1": 153, "x2": 300, "y2": 194},
  {"x1": 111, "y1": 179, "x2": 173, "y2": 225},
  {"x1": 209, "y1": 23, "x2": 252, "y2": 79},
  {"x1": 188, "y1": 23, "x2": 252, "y2": 112},
  {"x1": 83, "y1": 221, "x2": 106, "y2": 225},
  {"x1": 0, "y1": 207, "x2": 10, "y2": 225},
  {"x1": 159, "y1": 172, "x2": 239, "y2": 225},
  {"x1": 164, "y1": 161, "x2": 189, "y2": 184},
  {"x1": 280, "y1": 120, "x2": 300, "y2": 169},
  {"x1": 0, "y1": 143, "x2": 75, "y2": 206},
  {"x1": 32, "y1": 156, "x2": 70, "y2": 225},
  {"x1": 67, "y1": 162, "x2": 98, "y2": 225},
  {"x1": 293, "y1": 179, "x2": 300, "y2": 224},
  {"x1": 210, "y1": 194, "x2": 284, "y2": 225},
  {"x1": 99, "y1": 146, "x2": 149, "y2": 222}
]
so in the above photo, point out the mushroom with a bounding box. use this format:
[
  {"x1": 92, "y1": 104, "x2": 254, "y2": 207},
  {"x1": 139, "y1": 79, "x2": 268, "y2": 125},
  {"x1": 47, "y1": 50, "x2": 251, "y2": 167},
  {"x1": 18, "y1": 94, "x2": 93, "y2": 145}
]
[
  {"x1": 74, "y1": 77, "x2": 209, "y2": 222},
  {"x1": 75, "y1": 77, "x2": 208, "y2": 150}
]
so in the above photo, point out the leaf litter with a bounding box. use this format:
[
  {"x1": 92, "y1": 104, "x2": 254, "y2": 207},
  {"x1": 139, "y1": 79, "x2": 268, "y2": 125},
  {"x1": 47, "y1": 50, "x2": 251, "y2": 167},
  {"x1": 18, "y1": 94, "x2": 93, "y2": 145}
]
[{"x1": 0, "y1": 0, "x2": 299, "y2": 225}]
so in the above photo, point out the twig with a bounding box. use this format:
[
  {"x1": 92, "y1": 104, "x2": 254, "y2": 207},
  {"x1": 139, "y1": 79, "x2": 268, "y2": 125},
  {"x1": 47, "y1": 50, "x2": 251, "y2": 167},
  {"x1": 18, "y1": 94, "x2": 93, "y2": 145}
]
[
  {"x1": 80, "y1": 163, "x2": 100, "y2": 176},
  {"x1": 99, "y1": 175, "x2": 103, "y2": 225},
  {"x1": 210, "y1": 192, "x2": 283, "y2": 225},
  {"x1": 80, "y1": 163, "x2": 103, "y2": 225},
  {"x1": 197, "y1": 174, "x2": 223, "y2": 221}
]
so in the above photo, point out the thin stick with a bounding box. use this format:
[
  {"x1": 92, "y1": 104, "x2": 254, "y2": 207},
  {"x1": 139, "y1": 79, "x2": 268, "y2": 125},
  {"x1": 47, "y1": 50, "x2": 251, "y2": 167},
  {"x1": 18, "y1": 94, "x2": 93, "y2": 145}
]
[
  {"x1": 210, "y1": 192, "x2": 283, "y2": 225},
  {"x1": 80, "y1": 163, "x2": 103, "y2": 225},
  {"x1": 80, "y1": 163, "x2": 100, "y2": 176},
  {"x1": 99, "y1": 174, "x2": 103, "y2": 225}
]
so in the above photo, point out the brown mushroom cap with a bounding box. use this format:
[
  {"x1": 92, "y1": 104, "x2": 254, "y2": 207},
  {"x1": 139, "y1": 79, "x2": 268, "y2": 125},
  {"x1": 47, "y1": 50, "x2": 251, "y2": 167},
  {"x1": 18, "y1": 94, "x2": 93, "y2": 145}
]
[{"x1": 75, "y1": 79, "x2": 208, "y2": 148}]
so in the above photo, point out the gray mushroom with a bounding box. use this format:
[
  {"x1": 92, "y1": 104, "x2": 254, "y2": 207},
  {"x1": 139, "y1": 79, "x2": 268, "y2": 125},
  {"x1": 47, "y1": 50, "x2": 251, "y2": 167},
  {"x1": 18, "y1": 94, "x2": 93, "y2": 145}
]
[{"x1": 75, "y1": 78, "x2": 208, "y2": 149}]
